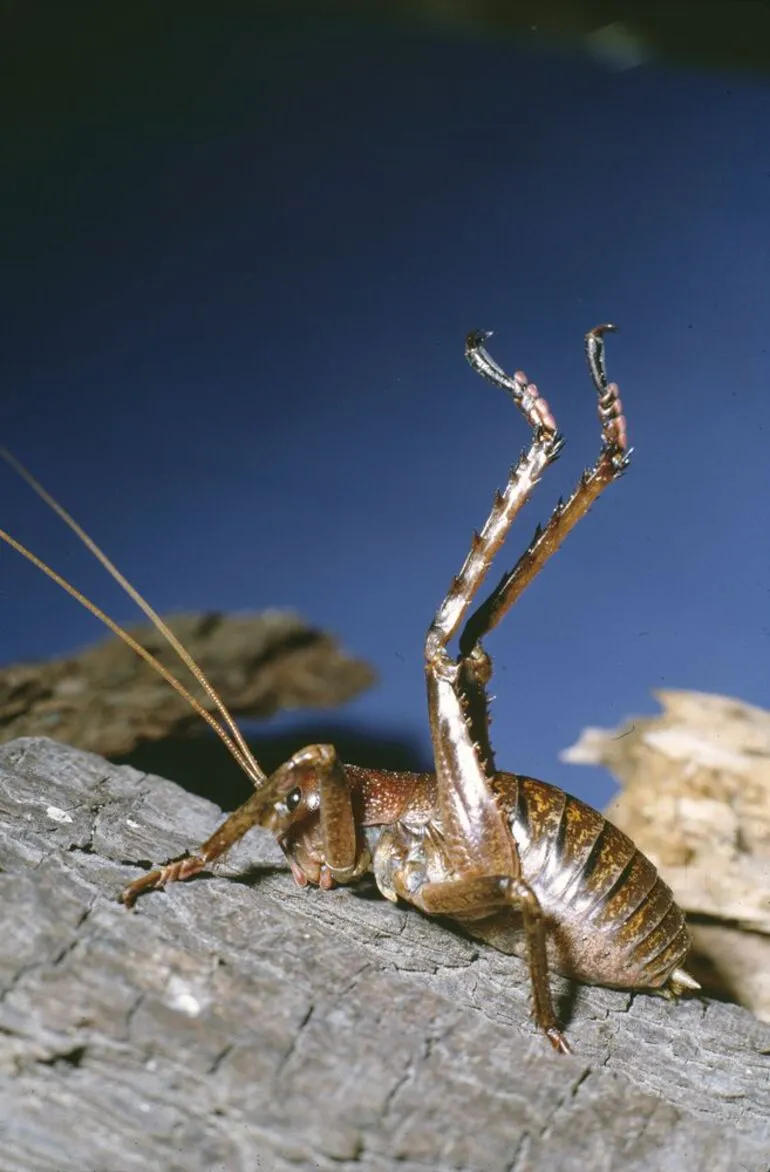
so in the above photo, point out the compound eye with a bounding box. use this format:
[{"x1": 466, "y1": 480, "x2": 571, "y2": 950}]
[{"x1": 285, "y1": 787, "x2": 302, "y2": 813}]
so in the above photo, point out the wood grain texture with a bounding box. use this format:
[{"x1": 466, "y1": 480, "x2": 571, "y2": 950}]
[{"x1": 1, "y1": 737, "x2": 769, "y2": 1172}]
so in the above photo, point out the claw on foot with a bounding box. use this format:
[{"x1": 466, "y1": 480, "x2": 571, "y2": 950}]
[
  {"x1": 120, "y1": 869, "x2": 165, "y2": 908},
  {"x1": 120, "y1": 853, "x2": 207, "y2": 908},
  {"x1": 546, "y1": 1026, "x2": 572, "y2": 1055}
]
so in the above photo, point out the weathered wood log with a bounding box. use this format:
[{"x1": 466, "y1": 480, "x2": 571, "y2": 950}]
[{"x1": 1, "y1": 737, "x2": 769, "y2": 1172}]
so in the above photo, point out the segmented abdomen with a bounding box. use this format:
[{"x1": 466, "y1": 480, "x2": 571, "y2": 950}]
[{"x1": 497, "y1": 773, "x2": 689, "y2": 990}]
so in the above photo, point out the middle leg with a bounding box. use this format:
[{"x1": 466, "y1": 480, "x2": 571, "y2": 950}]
[{"x1": 419, "y1": 872, "x2": 569, "y2": 1051}]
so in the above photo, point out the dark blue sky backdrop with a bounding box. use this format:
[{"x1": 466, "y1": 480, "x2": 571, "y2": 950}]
[{"x1": 3, "y1": 9, "x2": 769, "y2": 810}]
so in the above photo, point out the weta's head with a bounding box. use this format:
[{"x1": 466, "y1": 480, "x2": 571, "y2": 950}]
[{"x1": 256, "y1": 746, "x2": 370, "y2": 890}]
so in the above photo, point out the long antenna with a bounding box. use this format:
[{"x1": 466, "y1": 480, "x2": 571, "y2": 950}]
[{"x1": 0, "y1": 450, "x2": 266, "y2": 787}]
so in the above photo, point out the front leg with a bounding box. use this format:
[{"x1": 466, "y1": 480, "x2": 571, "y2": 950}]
[{"x1": 121, "y1": 743, "x2": 365, "y2": 905}]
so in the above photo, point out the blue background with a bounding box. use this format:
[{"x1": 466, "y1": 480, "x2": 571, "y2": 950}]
[{"x1": 3, "y1": 10, "x2": 769, "y2": 810}]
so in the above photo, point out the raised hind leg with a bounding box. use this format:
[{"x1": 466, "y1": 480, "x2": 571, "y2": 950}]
[
  {"x1": 459, "y1": 325, "x2": 629, "y2": 662},
  {"x1": 419, "y1": 328, "x2": 569, "y2": 1048}
]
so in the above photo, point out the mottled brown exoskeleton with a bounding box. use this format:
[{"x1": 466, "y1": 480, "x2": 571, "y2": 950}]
[{"x1": 1, "y1": 325, "x2": 697, "y2": 1052}]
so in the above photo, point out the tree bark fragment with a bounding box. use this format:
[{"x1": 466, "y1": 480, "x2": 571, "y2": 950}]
[{"x1": 0, "y1": 610, "x2": 375, "y2": 758}]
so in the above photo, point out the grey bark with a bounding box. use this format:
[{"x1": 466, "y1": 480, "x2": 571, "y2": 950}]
[{"x1": 1, "y1": 737, "x2": 768, "y2": 1172}]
